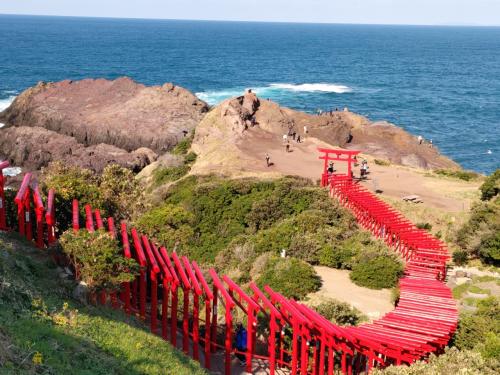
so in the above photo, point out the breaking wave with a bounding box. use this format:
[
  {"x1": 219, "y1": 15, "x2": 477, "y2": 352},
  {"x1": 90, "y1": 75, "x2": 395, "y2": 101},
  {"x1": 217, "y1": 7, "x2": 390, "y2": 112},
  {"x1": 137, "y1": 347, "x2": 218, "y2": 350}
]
[
  {"x1": 196, "y1": 82, "x2": 352, "y2": 105},
  {"x1": 269, "y1": 83, "x2": 352, "y2": 93},
  {"x1": 0, "y1": 95, "x2": 16, "y2": 113}
]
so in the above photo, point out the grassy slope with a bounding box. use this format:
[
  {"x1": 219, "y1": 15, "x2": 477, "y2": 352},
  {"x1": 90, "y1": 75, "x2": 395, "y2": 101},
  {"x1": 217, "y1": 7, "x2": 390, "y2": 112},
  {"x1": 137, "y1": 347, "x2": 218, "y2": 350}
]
[{"x1": 0, "y1": 233, "x2": 206, "y2": 375}]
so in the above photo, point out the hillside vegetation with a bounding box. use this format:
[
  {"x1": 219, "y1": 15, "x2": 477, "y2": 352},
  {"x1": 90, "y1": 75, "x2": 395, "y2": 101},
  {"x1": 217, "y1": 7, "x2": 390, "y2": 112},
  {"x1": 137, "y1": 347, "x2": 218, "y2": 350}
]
[
  {"x1": 0, "y1": 232, "x2": 206, "y2": 375},
  {"x1": 134, "y1": 175, "x2": 403, "y2": 296}
]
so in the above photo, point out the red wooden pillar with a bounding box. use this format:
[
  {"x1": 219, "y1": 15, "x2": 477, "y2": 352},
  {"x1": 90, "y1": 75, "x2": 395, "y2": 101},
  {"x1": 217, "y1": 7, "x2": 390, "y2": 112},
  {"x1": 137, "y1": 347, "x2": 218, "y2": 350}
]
[
  {"x1": 94, "y1": 209, "x2": 104, "y2": 230},
  {"x1": 24, "y1": 191, "x2": 33, "y2": 241},
  {"x1": 160, "y1": 247, "x2": 180, "y2": 348},
  {"x1": 182, "y1": 256, "x2": 203, "y2": 361},
  {"x1": 210, "y1": 269, "x2": 235, "y2": 375},
  {"x1": 130, "y1": 229, "x2": 148, "y2": 319},
  {"x1": 45, "y1": 189, "x2": 56, "y2": 245},
  {"x1": 192, "y1": 260, "x2": 214, "y2": 371},
  {"x1": 211, "y1": 284, "x2": 218, "y2": 353},
  {"x1": 120, "y1": 222, "x2": 132, "y2": 314},
  {"x1": 141, "y1": 235, "x2": 161, "y2": 334},
  {"x1": 172, "y1": 252, "x2": 192, "y2": 355},
  {"x1": 72, "y1": 199, "x2": 80, "y2": 232},
  {"x1": 32, "y1": 186, "x2": 45, "y2": 249},
  {"x1": 84, "y1": 204, "x2": 94, "y2": 232}
]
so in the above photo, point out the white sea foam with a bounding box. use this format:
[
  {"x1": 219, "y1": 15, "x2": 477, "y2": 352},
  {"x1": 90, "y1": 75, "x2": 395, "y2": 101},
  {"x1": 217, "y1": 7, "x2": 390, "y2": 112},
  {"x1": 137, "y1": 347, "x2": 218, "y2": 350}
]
[
  {"x1": 0, "y1": 95, "x2": 16, "y2": 112},
  {"x1": 269, "y1": 83, "x2": 352, "y2": 93},
  {"x1": 196, "y1": 82, "x2": 352, "y2": 105}
]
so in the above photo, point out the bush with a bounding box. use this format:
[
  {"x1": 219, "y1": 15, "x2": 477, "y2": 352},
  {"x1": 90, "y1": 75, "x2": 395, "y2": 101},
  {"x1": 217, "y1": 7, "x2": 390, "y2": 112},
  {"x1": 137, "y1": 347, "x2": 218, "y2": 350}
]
[
  {"x1": 350, "y1": 254, "x2": 404, "y2": 289},
  {"x1": 374, "y1": 159, "x2": 391, "y2": 166},
  {"x1": 41, "y1": 162, "x2": 143, "y2": 231},
  {"x1": 452, "y1": 250, "x2": 469, "y2": 265},
  {"x1": 153, "y1": 165, "x2": 190, "y2": 186},
  {"x1": 172, "y1": 133, "x2": 194, "y2": 155},
  {"x1": 479, "y1": 231, "x2": 500, "y2": 265},
  {"x1": 372, "y1": 347, "x2": 499, "y2": 375},
  {"x1": 453, "y1": 297, "x2": 500, "y2": 356},
  {"x1": 480, "y1": 169, "x2": 500, "y2": 201},
  {"x1": 313, "y1": 299, "x2": 365, "y2": 326},
  {"x1": 59, "y1": 229, "x2": 138, "y2": 292},
  {"x1": 134, "y1": 204, "x2": 195, "y2": 253},
  {"x1": 256, "y1": 256, "x2": 321, "y2": 299},
  {"x1": 416, "y1": 222, "x2": 433, "y2": 231},
  {"x1": 435, "y1": 168, "x2": 479, "y2": 181}
]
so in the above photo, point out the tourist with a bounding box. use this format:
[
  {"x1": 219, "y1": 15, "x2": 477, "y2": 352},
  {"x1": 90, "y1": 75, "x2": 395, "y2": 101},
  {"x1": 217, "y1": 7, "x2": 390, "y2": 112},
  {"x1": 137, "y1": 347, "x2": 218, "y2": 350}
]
[
  {"x1": 234, "y1": 323, "x2": 247, "y2": 366},
  {"x1": 265, "y1": 153, "x2": 271, "y2": 167},
  {"x1": 292, "y1": 131, "x2": 296, "y2": 140},
  {"x1": 429, "y1": 139, "x2": 433, "y2": 148},
  {"x1": 296, "y1": 135, "x2": 301, "y2": 143},
  {"x1": 286, "y1": 142, "x2": 290, "y2": 153},
  {"x1": 304, "y1": 125, "x2": 308, "y2": 134},
  {"x1": 418, "y1": 135, "x2": 423, "y2": 144},
  {"x1": 327, "y1": 162, "x2": 335, "y2": 175},
  {"x1": 283, "y1": 134, "x2": 288, "y2": 143}
]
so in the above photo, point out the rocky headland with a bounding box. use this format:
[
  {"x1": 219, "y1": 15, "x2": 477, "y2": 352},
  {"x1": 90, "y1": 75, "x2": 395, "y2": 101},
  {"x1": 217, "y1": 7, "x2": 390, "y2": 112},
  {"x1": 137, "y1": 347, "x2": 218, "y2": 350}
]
[
  {"x1": 1, "y1": 79, "x2": 459, "y2": 177},
  {"x1": 0, "y1": 77, "x2": 208, "y2": 172}
]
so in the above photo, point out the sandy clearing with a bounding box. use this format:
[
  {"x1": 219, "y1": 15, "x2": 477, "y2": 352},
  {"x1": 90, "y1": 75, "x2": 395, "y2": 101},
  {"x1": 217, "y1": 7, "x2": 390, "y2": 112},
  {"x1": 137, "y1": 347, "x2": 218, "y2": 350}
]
[{"x1": 306, "y1": 266, "x2": 394, "y2": 321}]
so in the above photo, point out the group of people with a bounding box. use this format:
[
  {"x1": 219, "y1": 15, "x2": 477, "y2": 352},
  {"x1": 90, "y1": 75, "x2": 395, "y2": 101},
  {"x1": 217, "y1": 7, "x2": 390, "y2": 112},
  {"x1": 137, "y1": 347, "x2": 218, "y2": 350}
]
[
  {"x1": 263, "y1": 125, "x2": 309, "y2": 166},
  {"x1": 326, "y1": 157, "x2": 370, "y2": 180},
  {"x1": 417, "y1": 135, "x2": 433, "y2": 147}
]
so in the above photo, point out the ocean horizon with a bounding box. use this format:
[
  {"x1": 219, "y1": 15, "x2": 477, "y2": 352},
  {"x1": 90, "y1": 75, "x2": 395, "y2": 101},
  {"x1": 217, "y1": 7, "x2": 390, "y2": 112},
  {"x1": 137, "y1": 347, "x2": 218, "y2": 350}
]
[{"x1": 1, "y1": 14, "x2": 499, "y2": 173}]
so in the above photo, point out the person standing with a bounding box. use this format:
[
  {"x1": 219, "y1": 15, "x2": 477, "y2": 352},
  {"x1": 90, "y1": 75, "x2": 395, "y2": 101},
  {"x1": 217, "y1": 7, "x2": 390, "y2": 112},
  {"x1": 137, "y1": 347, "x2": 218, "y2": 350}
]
[
  {"x1": 303, "y1": 125, "x2": 308, "y2": 134},
  {"x1": 286, "y1": 142, "x2": 290, "y2": 153},
  {"x1": 234, "y1": 323, "x2": 247, "y2": 366},
  {"x1": 265, "y1": 153, "x2": 271, "y2": 167},
  {"x1": 418, "y1": 135, "x2": 423, "y2": 144}
]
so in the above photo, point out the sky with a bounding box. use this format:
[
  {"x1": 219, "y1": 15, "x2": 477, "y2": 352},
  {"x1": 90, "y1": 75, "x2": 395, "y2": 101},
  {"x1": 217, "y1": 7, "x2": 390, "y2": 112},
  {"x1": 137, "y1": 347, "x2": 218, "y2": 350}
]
[{"x1": 0, "y1": 0, "x2": 499, "y2": 26}]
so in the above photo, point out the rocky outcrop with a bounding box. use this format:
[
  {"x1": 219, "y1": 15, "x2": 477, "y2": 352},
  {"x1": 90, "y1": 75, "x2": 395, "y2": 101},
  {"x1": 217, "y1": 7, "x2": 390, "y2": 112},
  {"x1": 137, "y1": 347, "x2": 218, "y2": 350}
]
[
  {"x1": 193, "y1": 93, "x2": 459, "y2": 172},
  {"x1": 0, "y1": 126, "x2": 156, "y2": 173},
  {"x1": 0, "y1": 77, "x2": 208, "y2": 172}
]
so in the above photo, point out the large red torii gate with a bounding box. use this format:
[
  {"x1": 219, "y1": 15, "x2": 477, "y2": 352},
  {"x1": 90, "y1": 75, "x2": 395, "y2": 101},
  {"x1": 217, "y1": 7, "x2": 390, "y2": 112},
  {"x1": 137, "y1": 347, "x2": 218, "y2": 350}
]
[{"x1": 318, "y1": 148, "x2": 360, "y2": 187}]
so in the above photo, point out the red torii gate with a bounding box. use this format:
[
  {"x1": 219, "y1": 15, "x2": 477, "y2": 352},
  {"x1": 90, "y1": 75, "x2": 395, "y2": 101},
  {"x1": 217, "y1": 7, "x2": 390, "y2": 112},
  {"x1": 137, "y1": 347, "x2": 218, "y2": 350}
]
[{"x1": 318, "y1": 148, "x2": 360, "y2": 187}]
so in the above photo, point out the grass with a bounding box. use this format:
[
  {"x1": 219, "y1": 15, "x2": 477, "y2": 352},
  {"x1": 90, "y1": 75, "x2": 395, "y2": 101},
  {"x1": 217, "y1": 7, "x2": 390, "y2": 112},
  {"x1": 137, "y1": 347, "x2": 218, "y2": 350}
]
[
  {"x1": 468, "y1": 285, "x2": 491, "y2": 295},
  {"x1": 374, "y1": 159, "x2": 391, "y2": 166},
  {"x1": 0, "y1": 232, "x2": 206, "y2": 375},
  {"x1": 435, "y1": 169, "x2": 480, "y2": 182},
  {"x1": 453, "y1": 283, "x2": 470, "y2": 299}
]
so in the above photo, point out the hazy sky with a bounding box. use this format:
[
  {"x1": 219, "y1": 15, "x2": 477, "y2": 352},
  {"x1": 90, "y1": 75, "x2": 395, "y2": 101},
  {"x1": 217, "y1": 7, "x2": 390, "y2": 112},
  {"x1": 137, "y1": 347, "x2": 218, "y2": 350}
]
[{"x1": 1, "y1": 0, "x2": 499, "y2": 26}]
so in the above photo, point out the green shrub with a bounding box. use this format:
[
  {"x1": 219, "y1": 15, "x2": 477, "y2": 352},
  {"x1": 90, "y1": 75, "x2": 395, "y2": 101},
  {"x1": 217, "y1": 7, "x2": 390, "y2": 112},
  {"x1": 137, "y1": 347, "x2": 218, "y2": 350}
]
[
  {"x1": 453, "y1": 297, "x2": 500, "y2": 355},
  {"x1": 59, "y1": 229, "x2": 138, "y2": 292},
  {"x1": 256, "y1": 256, "x2": 321, "y2": 299},
  {"x1": 480, "y1": 169, "x2": 500, "y2": 201},
  {"x1": 479, "y1": 231, "x2": 500, "y2": 265},
  {"x1": 374, "y1": 159, "x2": 391, "y2": 166},
  {"x1": 184, "y1": 151, "x2": 197, "y2": 165},
  {"x1": 455, "y1": 197, "x2": 500, "y2": 264},
  {"x1": 350, "y1": 254, "x2": 404, "y2": 289},
  {"x1": 153, "y1": 165, "x2": 190, "y2": 186},
  {"x1": 134, "y1": 204, "x2": 195, "y2": 253},
  {"x1": 313, "y1": 299, "x2": 365, "y2": 326},
  {"x1": 172, "y1": 133, "x2": 194, "y2": 155},
  {"x1": 41, "y1": 162, "x2": 143, "y2": 231},
  {"x1": 372, "y1": 347, "x2": 499, "y2": 375},
  {"x1": 435, "y1": 168, "x2": 479, "y2": 181},
  {"x1": 416, "y1": 222, "x2": 433, "y2": 231},
  {"x1": 452, "y1": 250, "x2": 469, "y2": 265}
]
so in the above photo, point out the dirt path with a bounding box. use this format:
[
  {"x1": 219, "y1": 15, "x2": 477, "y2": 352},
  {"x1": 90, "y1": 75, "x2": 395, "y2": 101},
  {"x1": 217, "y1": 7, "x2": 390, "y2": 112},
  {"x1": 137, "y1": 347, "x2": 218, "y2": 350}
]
[
  {"x1": 237, "y1": 129, "x2": 479, "y2": 213},
  {"x1": 307, "y1": 266, "x2": 394, "y2": 321}
]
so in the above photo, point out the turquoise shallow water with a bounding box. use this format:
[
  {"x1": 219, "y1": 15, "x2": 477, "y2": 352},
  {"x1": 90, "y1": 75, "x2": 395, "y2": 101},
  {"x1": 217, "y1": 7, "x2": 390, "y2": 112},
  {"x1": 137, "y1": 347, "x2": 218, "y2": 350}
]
[{"x1": 0, "y1": 15, "x2": 499, "y2": 173}]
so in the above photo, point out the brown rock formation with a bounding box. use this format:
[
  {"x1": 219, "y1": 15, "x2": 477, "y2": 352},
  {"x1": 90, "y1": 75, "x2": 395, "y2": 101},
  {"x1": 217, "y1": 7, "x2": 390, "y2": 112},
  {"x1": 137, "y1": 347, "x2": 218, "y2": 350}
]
[
  {"x1": 0, "y1": 77, "x2": 208, "y2": 172},
  {"x1": 0, "y1": 126, "x2": 156, "y2": 173},
  {"x1": 192, "y1": 94, "x2": 459, "y2": 174}
]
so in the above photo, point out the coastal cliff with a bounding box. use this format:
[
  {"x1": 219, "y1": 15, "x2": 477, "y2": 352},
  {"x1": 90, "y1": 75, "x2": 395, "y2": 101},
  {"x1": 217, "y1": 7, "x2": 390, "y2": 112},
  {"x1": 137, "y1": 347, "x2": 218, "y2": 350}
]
[{"x1": 0, "y1": 77, "x2": 208, "y2": 172}]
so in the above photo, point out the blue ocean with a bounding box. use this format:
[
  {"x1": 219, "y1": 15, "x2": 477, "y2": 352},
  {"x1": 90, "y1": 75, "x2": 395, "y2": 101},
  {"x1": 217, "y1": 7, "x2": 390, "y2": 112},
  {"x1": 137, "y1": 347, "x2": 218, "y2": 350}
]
[{"x1": 0, "y1": 15, "x2": 499, "y2": 173}]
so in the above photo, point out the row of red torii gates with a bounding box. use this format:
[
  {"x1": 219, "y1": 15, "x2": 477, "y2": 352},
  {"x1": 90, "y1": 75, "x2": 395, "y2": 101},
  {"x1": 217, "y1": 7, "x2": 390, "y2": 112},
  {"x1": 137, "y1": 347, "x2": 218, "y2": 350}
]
[{"x1": 0, "y1": 151, "x2": 458, "y2": 374}]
